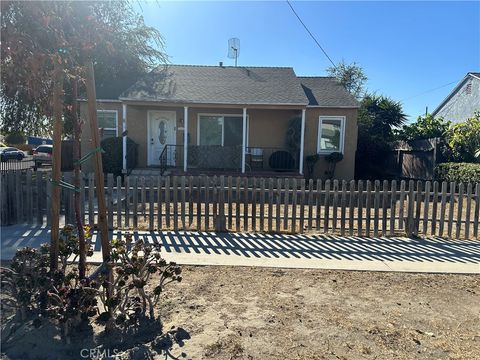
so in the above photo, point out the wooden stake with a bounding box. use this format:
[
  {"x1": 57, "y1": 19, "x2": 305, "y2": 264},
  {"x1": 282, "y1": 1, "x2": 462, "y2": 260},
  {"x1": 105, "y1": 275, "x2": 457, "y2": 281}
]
[
  {"x1": 50, "y1": 59, "x2": 63, "y2": 271},
  {"x1": 85, "y1": 60, "x2": 110, "y2": 262},
  {"x1": 73, "y1": 76, "x2": 86, "y2": 279}
]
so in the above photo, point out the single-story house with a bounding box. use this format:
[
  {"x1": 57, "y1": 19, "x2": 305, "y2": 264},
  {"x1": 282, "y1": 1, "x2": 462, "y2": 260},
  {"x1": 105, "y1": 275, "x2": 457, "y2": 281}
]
[
  {"x1": 432, "y1": 72, "x2": 480, "y2": 123},
  {"x1": 80, "y1": 64, "x2": 359, "y2": 179}
]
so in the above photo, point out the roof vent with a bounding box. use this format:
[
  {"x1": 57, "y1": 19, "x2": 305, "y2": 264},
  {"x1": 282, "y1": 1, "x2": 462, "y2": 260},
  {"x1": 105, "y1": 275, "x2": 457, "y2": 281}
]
[
  {"x1": 466, "y1": 82, "x2": 472, "y2": 95},
  {"x1": 219, "y1": 61, "x2": 223, "y2": 67}
]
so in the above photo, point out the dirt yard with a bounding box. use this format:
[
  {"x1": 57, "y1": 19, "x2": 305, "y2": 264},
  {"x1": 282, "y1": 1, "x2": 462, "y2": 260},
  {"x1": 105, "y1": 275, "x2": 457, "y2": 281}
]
[
  {"x1": 2, "y1": 266, "x2": 479, "y2": 359},
  {"x1": 157, "y1": 266, "x2": 480, "y2": 360}
]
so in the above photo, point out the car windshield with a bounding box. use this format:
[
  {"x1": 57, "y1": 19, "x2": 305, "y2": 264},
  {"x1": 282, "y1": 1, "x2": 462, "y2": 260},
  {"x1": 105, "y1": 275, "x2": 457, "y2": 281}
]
[{"x1": 37, "y1": 146, "x2": 52, "y2": 153}]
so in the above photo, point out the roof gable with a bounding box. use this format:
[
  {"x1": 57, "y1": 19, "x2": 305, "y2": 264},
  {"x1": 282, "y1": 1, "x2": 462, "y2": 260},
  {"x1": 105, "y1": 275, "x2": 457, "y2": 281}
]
[
  {"x1": 432, "y1": 72, "x2": 480, "y2": 115},
  {"x1": 299, "y1": 76, "x2": 359, "y2": 107}
]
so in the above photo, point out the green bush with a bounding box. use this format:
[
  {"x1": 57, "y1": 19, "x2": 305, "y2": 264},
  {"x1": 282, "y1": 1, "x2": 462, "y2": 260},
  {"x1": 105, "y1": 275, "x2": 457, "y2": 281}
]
[
  {"x1": 434, "y1": 162, "x2": 480, "y2": 184},
  {"x1": 101, "y1": 137, "x2": 138, "y2": 177},
  {"x1": 5, "y1": 132, "x2": 25, "y2": 144}
]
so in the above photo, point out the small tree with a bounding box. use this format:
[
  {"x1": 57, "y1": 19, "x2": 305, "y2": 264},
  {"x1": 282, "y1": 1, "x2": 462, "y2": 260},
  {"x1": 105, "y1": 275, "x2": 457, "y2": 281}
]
[
  {"x1": 448, "y1": 112, "x2": 480, "y2": 163},
  {"x1": 396, "y1": 114, "x2": 450, "y2": 142},
  {"x1": 327, "y1": 60, "x2": 368, "y2": 99},
  {"x1": 356, "y1": 93, "x2": 407, "y2": 179}
]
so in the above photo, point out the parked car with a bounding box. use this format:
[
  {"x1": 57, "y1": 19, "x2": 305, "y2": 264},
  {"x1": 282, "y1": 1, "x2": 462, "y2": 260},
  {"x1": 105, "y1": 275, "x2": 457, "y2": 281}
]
[
  {"x1": 33, "y1": 144, "x2": 53, "y2": 169},
  {"x1": 0, "y1": 147, "x2": 25, "y2": 161}
]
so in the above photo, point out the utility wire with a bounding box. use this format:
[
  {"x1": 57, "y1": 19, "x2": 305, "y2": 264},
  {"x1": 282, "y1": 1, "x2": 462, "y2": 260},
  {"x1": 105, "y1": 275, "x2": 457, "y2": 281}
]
[
  {"x1": 401, "y1": 79, "x2": 459, "y2": 102},
  {"x1": 286, "y1": 0, "x2": 337, "y2": 69}
]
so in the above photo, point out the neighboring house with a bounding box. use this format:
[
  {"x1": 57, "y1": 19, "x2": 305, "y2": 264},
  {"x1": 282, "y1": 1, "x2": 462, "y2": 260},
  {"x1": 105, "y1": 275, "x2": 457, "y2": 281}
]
[
  {"x1": 432, "y1": 72, "x2": 480, "y2": 123},
  {"x1": 80, "y1": 64, "x2": 359, "y2": 180}
]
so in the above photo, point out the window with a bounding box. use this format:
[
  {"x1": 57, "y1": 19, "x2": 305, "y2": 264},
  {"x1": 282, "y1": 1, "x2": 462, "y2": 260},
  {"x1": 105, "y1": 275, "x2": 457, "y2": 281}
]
[
  {"x1": 97, "y1": 111, "x2": 118, "y2": 140},
  {"x1": 198, "y1": 114, "x2": 243, "y2": 146},
  {"x1": 317, "y1": 116, "x2": 345, "y2": 154}
]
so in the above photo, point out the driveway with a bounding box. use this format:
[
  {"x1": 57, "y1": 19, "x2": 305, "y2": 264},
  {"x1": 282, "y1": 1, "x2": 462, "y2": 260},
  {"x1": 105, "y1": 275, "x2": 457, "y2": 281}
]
[{"x1": 1, "y1": 224, "x2": 479, "y2": 273}]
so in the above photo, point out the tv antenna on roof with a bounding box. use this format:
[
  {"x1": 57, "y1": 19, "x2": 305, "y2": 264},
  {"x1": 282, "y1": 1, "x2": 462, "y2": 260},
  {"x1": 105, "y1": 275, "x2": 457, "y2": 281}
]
[{"x1": 228, "y1": 38, "x2": 240, "y2": 66}]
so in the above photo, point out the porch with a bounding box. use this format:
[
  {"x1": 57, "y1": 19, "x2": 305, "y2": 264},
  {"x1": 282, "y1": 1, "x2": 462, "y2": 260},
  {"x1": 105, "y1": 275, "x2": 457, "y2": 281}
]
[{"x1": 122, "y1": 104, "x2": 307, "y2": 177}]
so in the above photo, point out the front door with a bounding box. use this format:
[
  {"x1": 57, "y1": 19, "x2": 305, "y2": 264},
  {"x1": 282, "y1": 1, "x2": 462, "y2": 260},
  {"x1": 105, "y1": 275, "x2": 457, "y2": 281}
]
[{"x1": 148, "y1": 111, "x2": 176, "y2": 166}]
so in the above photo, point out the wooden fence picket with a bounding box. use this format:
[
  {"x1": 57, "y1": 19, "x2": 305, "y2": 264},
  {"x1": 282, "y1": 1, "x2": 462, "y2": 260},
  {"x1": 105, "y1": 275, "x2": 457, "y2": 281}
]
[
  {"x1": 149, "y1": 176, "x2": 154, "y2": 231},
  {"x1": 332, "y1": 180, "x2": 339, "y2": 232},
  {"x1": 133, "y1": 176, "x2": 138, "y2": 229},
  {"x1": 464, "y1": 183, "x2": 472, "y2": 239},
  {"x1": 340, "y1": 180, "x2": 347, "y2": 236},
  {"x1": 447, "y1": 182, "x2": 455, "y2": 238},
  {"x1": 431, "y1": 181, "x2": 439, "y2": 235},
  {"x1": 299, "y1": 179, "x2": 306, "y2": 232},
  {"x1": 357, "y1": 180, "x2": 363, "y2": 236},
  {"x1": 373, "y1": 180, "x2": 380, "y2": 237},
  {"x1": 474, "y1": 183, "x2": 480, "y2": 239},
  {"x1": 291, "y1": 178, "x2": 297, "y2": 233},
  {"x1": 116, "y1": 176, "x2": 122, "y2": 229},
  {"x1": 455, "y1": 183, "x2": 464, "y2": 239},
  {"x1": 307, "y1": 179, "x2": 314, "y2": 231},
  {"x1": 324, "y1": 180, "x2": 331, "y2": 233},
  {"x1": 439, "y1": 182, "x2": 448, "y2": 237},
  {"x1": 315, "y1": 179, "x2": 322, "y2": 231},
  {"x1": 283, "y1": 178, "x2": 290, "y2": 230},
  {"x1": 406, "y1": 180, "x2": 415, "y2": 236},
  {"x1": 349, "y1": 180, "x2": 355, "y2": 236},
  {"x1": 422, "y1": 181, "x2": 431, "y2": 235},
  {"x1": 398, "y1": 180, "x2": 406, "y2": 230},
  {"x1": 390, "y1": 180, "x2": 397, "y2": 236},
  {"x1": 2, "y1": 173, "x2": 477, "y2": 240},
  {"x1": 275, "y1": 178, "x2": 281, "y2": 233},
  {"x1": 268, "y1": 178, "x2": 274, "y2": 232}
]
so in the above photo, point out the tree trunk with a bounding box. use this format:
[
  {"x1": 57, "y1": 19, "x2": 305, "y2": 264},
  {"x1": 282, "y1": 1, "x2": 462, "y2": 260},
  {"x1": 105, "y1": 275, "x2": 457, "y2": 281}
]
[
  {"x1": 72, "y1": 77, "x2": 86, "y2": 279},
  {"x1": 50, "y1": 59, "x2": 64, "y2": 271},
  {"x1": 84, "y1": 60, "x2": 110, "y2": 262}
]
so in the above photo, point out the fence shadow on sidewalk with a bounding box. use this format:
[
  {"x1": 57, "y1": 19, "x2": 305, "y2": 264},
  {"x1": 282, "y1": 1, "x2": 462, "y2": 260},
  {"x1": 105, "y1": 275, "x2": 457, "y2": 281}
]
[{"x1": 125, "y1": 231, "x2": 480, "y2": 265}]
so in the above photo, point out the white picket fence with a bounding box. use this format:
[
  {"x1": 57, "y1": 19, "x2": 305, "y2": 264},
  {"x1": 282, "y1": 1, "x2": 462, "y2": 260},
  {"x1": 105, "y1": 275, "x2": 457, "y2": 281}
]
[{"x1": 1, "y1": 170, "x2": 479, "y2": 240}]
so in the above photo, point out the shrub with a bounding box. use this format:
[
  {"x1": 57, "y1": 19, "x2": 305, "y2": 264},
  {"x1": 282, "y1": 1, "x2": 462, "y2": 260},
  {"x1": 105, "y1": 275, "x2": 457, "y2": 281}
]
[
  {"x1": 5, "y1": 132, "x2": 25, "y2": 145},
  {"x1": 434, "y1": 162, "x2": 480, "y2": 184},
  {"x1": 98, "y1": 233, "x2": 182, "y2": 332},
  {"x1": 447, "y1": 113, "x2": 480, "y2": 163},
  {"x1": 100, "y1": 137, "x2": 138, "y2": 177},
  {"x1": 0, "y1": 225, "x2": 96, "y2": 343}
]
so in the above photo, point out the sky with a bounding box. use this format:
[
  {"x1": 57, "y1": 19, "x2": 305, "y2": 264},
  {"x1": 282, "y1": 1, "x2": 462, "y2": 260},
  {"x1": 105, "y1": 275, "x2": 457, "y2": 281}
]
[{"x1": 137, "y1": 1, "x2": 480, "y2": 121}]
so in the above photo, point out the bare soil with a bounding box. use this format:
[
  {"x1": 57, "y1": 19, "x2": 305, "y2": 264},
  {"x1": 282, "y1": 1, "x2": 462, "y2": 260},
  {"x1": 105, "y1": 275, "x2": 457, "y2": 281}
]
[{"x1": 2, "y1": 266, "x2": 479, "y2": 360}]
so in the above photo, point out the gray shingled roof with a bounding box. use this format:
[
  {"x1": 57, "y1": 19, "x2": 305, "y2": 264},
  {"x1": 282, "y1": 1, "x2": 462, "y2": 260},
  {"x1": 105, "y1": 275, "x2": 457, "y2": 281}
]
[
  {"x1": 299, "y1": 76, "x2": 359, "y2": 107},
  {"x1": 120, "y1": 65, "x2": 309, "y2": 105}
]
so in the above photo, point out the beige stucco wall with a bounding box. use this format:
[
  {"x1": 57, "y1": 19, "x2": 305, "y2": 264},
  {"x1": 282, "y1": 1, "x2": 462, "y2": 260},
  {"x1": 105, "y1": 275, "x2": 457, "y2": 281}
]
[
  {"x1": 80, "y1": 102, "x2": 357, "y2": 180},
  {"x1": 80, "y1": 102, "x2": 123, "y2": 173},
  {"x1": 304, "y1": 108, "x2": 358, "y2": 180}
]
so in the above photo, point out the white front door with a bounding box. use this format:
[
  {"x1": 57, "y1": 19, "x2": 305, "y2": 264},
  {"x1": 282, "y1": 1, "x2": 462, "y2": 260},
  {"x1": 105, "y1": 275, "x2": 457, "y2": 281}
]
[{"x1": 148, "y1": 111, "x2": 176, "y2": 166}]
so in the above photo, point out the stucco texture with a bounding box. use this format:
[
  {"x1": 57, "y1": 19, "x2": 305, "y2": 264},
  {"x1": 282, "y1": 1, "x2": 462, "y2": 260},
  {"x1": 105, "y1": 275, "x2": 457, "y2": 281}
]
[{"x1": 80, "y1": 102, "x2": 357, "y2": 180}]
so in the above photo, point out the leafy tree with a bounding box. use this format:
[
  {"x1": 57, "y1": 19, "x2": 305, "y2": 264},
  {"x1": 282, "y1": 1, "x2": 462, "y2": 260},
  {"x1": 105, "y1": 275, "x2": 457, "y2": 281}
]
[
  {"x1": 327, "y1": 60, "x2": 368, "y2": 99},
  {"x1": 0, "y1": 1, "x2": 166, "y2": 136},
  {"x1": 355, "y1": 93, "x2": 407, "y2": 179},
  {"x1": 395, "y1": 114, "x2": 450, "y2": 142},
  {"x1": 448, "y1": 112, "x2": 480, "y2": 163}
]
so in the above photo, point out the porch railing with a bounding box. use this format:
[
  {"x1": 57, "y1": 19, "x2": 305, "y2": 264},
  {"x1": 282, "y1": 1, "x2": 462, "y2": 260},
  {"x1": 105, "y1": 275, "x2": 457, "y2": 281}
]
[{"x1": 159, "y1": 145, "x2": 298, "y2": 174}]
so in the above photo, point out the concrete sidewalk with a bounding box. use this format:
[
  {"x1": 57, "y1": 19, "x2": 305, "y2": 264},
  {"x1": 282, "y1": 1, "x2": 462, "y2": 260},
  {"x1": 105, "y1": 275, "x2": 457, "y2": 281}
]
[{"x1": 1, "y1": 224, "x2": 479, "y2": 274}]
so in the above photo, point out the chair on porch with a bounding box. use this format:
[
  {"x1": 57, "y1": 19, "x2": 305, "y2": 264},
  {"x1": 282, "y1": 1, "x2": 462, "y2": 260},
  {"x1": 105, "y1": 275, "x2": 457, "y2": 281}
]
[{"x1": 248, "y1": 148, "x2": 264, "y2": 170}]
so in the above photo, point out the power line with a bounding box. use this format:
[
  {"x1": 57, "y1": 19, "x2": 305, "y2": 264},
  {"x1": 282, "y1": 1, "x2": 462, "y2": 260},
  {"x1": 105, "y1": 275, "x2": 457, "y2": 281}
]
[
  {"x1": 286, "y1": 1, "x2": 337, "y2": 69},
  {"x1": 401, "y1": 79, "x2": 459, "y2": 102}
]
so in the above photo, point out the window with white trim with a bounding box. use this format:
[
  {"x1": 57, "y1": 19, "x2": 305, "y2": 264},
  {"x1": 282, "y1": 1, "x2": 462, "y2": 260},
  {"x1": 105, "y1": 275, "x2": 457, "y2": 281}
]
[
  {"x1": 97, "y1": 111, "x2": 118, "y2": 140},
  {"x1": 317, "y1": 116, "x2": 345, "y2": 154},
  {"x1": 198, "y1": 114, "x2": 244, "y2": 146}
]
